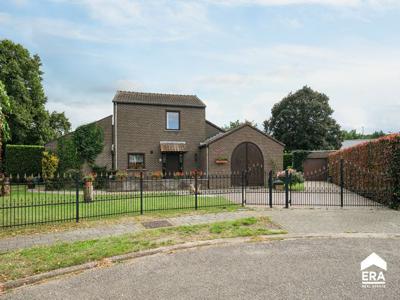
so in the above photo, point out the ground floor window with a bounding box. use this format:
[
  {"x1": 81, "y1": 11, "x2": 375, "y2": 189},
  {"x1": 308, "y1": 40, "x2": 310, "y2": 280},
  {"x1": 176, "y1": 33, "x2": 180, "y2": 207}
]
[{"x1": 128, "y1": 153, "x2": 145, "y2": 169}]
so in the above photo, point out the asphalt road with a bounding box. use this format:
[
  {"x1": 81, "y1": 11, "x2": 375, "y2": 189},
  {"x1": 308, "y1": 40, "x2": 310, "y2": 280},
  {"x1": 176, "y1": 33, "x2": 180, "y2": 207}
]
[{"x1": 3, "y1": 237, "x2": 400, "y2": 300}]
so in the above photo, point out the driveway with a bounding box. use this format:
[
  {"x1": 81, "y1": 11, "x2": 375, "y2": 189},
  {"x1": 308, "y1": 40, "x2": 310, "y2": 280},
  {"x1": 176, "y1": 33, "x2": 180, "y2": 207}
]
[{"x1": 3, "y1": 237, "x2": 400, "y2": 300}]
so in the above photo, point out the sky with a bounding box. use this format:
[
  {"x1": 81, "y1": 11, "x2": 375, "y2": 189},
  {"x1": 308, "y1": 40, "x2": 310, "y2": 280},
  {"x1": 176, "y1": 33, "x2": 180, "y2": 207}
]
[{"x1": 0, "y1": 0, "x2": 399, "y2": 134}]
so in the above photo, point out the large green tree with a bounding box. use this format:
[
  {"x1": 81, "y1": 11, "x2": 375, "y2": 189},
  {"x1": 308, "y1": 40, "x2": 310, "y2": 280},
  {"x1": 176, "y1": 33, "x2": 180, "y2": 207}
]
[
  {"x1": 0, "y1": 81, "x2": 11, "y2": 142},
  {"x1": 0, "y1": 39, "x2": 70, "y2": 145},
  {"x1": 48, "y1": 111, "x2": 71, "y2": 140},
  {"x1": 263, "y1": 86, "x2": 342, "y2": 151}
]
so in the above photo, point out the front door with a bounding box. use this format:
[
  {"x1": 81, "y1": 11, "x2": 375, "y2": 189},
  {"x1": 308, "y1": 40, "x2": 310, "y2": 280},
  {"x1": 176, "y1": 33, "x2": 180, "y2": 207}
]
[{"x1": 164, "y1": 153, "x2": 182, "y2": 177}]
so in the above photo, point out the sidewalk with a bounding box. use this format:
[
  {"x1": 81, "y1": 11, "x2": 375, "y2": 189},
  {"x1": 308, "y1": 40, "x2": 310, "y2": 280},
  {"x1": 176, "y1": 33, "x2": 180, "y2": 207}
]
[{"x1": 1, "y1": 207, "x2": 398, "y2": 252}]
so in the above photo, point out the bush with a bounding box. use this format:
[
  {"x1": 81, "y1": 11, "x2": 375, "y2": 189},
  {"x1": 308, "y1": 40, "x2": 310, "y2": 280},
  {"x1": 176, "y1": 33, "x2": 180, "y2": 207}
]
[
  {"x1": 283, "y1": 152, "x2": 293, "y2": 169},
  {"x1": 4, "y1": 145, "x2": 44, "y2": 176},
  {"x1": 57, "y1": 136, "x2": 80, "y2": 174},
  {"x1": 292, "y1": 150, "x2": 310, "y2": 172},
  {"x1": 42, "y1": 151, "x2": 59, "y2": 179},
  {"x1": 328, "y1": 134, "x2": 400, "y2": 208},
  {"x1": 276, "y1": 168, "x2": 304, "y2": 185}
]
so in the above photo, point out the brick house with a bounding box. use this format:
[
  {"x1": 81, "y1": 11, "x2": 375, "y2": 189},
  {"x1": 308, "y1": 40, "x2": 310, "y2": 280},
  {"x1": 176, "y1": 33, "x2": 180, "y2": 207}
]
[{"x1": 46, "y1": 91, "x2": 284, "y2": 181}]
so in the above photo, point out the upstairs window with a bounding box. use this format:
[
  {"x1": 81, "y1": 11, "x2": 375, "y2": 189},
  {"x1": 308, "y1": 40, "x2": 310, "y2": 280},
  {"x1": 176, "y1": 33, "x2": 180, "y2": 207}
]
[
  {"x1": 128, "y1": 153, "x2": 145, "y2": 169},
  {"x1": 166, "y1": 111, "x2": 180, "y2": 130}
]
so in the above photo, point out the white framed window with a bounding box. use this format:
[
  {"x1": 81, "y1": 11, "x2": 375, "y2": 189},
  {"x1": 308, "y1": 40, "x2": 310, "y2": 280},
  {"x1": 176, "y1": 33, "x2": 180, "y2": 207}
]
[
  {"x1": 166, "y1": 111, "x2": 180, "y2": 130},
  {"x1": 128, "y1": 153, "x2": 145, "y2": 169}
]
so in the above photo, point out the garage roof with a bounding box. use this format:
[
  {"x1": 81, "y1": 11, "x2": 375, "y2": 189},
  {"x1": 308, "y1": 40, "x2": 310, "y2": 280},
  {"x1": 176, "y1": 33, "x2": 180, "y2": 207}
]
[{"x1": 200, "y1": 124, "x2": 285, "y2": 147}]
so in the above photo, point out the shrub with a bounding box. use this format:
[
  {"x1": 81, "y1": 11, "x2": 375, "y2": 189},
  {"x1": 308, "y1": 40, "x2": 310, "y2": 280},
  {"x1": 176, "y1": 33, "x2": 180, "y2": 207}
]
[
  {"x1": 328, "y1": 134, "x2": 400, "y2": 208},
  {"x1": 276, "y1": 168, "x2": 304, "y2": 185},
  {"x1": 292, "y1": 150, "x2": 310, "y2": 172},
  {"x1": 57, "y1": 136, "x2": 80, "y2": 174},
  {"x1": 4, "y1": 145, "x2": 44, "y2": 176},
  {"x1": 73, "y1": 123, "x2": 104, "y2": 166},
  {"x1": 42, "y1": 151, "x2": 59, "y2": 179},
  {"x1": 283, "y1": 152, "x2": 293, "y2": 169}
]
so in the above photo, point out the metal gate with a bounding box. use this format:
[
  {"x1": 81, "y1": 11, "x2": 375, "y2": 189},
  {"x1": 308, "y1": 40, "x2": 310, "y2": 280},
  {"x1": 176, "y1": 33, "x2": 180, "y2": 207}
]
[{"x1": 237, "y1": 160, "x2": 388, "y2": 208}]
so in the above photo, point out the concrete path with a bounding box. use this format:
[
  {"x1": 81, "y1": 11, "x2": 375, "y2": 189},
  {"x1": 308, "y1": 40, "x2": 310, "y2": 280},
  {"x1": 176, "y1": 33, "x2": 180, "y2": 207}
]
[
  {"x1": 1, "y1": 207, "x2": 399, "y2": 252},
  {"x1": 3, "y1": 237, "x2": 400, "y2": 300}
]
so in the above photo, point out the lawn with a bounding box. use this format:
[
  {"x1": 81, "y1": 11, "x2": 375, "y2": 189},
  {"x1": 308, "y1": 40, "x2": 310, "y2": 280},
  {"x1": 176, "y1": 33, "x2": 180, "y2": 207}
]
[
  {"x1": 0, "y1": 186, "x2": 237, "y2": 227},
  {"x1": 0, "y1": 217, "x2": 286, "y2": 282}
]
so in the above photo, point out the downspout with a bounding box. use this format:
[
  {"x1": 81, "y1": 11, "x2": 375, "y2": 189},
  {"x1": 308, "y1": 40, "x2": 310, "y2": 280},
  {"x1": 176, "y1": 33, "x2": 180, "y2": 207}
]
[{"x1": 206, "y1": 146, "x2": 209, "y2": 177}]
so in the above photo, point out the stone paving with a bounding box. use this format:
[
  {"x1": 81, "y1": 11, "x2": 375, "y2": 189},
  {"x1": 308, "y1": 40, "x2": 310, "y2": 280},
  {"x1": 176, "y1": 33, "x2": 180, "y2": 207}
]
[{"x1": 1, "y1": 207, "x2": 399, "y2": 252}]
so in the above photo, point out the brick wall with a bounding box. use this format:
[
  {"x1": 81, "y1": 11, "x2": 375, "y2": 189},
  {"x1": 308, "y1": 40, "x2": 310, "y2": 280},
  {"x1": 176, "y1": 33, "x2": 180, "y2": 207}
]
[
  {"x1": 205, "y1": 121, "x2": 223, "y2": 138},
  {"x1": 204, "y1": 126, "x2": 284, "y2": 175},
  {"x1": 115, "y1": 103, "x2": 206, "y2": 172},
  {"x1": 44, "y1": 115, "x2": 113, "y2": 170}
]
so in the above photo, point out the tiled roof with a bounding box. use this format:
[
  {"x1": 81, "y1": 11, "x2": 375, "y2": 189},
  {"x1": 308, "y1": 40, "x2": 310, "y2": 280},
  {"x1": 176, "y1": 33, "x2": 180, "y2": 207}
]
[
  {"x1": 113, "y1": 91, "x2": 206, "y2": 108},
  {"x1": 200, "y1": 124, "x2": 285, "y2": 147}
]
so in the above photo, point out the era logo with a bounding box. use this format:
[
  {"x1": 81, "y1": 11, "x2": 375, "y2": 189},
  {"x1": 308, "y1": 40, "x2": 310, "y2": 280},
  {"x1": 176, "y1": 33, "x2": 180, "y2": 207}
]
[{"x1": 360, "y1": 253, "x2": 387, "y2": 288}]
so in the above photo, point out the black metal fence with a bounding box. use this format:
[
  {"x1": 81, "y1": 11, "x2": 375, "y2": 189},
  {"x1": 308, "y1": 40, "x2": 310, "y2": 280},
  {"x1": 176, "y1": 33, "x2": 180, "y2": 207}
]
[{"x1": 0, "y1": 159, "x2": 390, "y2": 228}]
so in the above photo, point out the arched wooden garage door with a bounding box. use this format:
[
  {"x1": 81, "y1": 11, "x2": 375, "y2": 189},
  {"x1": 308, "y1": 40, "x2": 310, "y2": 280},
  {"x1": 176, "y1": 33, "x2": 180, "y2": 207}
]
[{"x1": 231, "y1": 142, "x2": 264, "y2": 186}]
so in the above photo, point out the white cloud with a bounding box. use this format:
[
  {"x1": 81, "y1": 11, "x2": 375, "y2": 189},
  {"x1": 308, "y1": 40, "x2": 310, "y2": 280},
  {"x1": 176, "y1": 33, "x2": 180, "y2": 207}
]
[
  {"x1": 207, "y1": 0, "x2": 361, "y2": 7},
  {"x1": 190, "y1": 43, "x2": 400, "y2": 133}
]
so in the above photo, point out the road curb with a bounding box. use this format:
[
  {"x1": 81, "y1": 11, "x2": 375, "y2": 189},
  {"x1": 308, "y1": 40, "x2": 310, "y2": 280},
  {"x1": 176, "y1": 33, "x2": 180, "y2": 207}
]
[{"x1": 1, "y1": 232, "x2": 399, "y2": 292}]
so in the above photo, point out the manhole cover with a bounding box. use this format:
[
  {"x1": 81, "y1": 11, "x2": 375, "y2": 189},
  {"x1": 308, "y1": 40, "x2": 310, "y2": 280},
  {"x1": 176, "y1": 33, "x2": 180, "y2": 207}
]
[{"x1": 141, "y1": 220, "x2": 173, "y2": 229}]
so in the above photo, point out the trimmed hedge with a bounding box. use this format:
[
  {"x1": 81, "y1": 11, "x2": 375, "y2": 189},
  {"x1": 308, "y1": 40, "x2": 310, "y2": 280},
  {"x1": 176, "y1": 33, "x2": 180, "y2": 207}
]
[
  {"x1": 328, "y1": 134, "x2": 400, "y2": 208},
  {"x1": 4, "y1": 145, "x2": 44, "y2": 176},
  {"x1": 292, "y1": 150, "x2": 310, "y2": 172},
  {"x1": 283, "y1": 153, "x2": 293, "y2": 169}
]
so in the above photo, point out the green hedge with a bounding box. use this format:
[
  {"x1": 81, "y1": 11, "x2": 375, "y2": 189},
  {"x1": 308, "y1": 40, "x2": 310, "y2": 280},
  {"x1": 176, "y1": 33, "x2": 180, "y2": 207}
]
[
  {"x1": 283, "y1": 153, "x2": 293, "y2": 169},
  {"x1": 292, "y1": 150, "x2": 310, "y2": 172},
  {"x1": 5, "y1": 145, "x2": 44, "y2": 176}
]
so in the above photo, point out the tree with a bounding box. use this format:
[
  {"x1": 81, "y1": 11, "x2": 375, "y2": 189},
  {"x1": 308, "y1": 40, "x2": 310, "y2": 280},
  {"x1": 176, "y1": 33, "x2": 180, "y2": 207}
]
[
  {"x1": 0, "y1": 39, "x2": 70, "y2": 145},
  {"x1": 223, "y1": 119, "x2": 257, "y2": 131},
  {"x1": 49, "y1": 112, "x2": 71, "y2": 140},
  {"x1": 73, "y1": 123, "x2": 104, "y2": 166},
  {"x1": 0, "y1": 81, "x2": 11, "y2": 142},
  {"x1": 264, "y1": 86, "x2": 342, "y2": 151}
]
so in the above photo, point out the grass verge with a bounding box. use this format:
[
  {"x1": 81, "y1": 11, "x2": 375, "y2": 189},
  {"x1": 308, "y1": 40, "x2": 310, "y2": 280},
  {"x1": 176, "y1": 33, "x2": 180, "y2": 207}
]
[
  {"x1": 0, "y1": 217, "x2": 285, "y2": 282},
  {"x1": 0, "y1": 205, "x2": 244, "y2": 239}
]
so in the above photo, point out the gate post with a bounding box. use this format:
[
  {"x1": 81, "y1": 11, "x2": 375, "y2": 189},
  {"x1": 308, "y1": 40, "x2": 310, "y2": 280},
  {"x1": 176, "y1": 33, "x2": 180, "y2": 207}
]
[
  {"x1": 241, "y1": 171, "x2": 245, "y2": 207},
  {"x1": 285, "y1": 169, "x2": 289, "y2": 208},
  {"x1": 340, "y1": 159, "x2": 344, "y2": 208},
  {"x1": 140, "y1": 171, "x2": 144, "y2": 214},
  {"x1": 194, "y1": 171, "x2": 198, "y2": 210},
  {"x1": 268, "y1": 170, "x2": 273, "y2": 208}
]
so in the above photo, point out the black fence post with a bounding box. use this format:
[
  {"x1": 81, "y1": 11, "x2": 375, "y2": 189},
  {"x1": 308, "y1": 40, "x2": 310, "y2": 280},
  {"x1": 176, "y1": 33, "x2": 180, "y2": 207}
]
[
  {"x1": 195, "y1": 171, "x2": 198, "y2": 210},
  {"x1": 289, "y1": 173, "x2": 292, "y2": 205},
  {"x1": 75, "y1": 176, "x2": 80, "y2": 223},
  {"x1": 340, "y1": 159, "x2": 344, "y2": 208},
  {"x1": 241, "y1": 171, "x2": 245, "y2": 207},
  {"x1": 140, "y1": 171, "x2": 144, "y2": 214},
  {"x1": 285, "y1": 169, "x2": 289, "y2": 208},
  {"x1": 268, "y1": 170, "x2": 273, "y2": 208}
]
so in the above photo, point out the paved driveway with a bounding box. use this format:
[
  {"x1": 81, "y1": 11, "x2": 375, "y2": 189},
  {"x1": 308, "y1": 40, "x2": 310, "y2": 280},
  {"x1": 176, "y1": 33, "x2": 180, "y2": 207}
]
[{"x1": 3, "y1": 237, "x2": 400, "y2": 300}]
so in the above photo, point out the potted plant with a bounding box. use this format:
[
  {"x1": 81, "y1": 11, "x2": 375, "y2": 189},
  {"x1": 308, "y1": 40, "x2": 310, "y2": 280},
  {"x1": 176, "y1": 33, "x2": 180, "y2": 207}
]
[
  {"x1": 83, "y1": 174, "x2": 95, "y2": 202},
  {"x1": 273, "y1": 179, "x2": 285, "y2": 190},
  {"x1": 215, "y1": 157, "x2": 228, "y2": 164}
]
